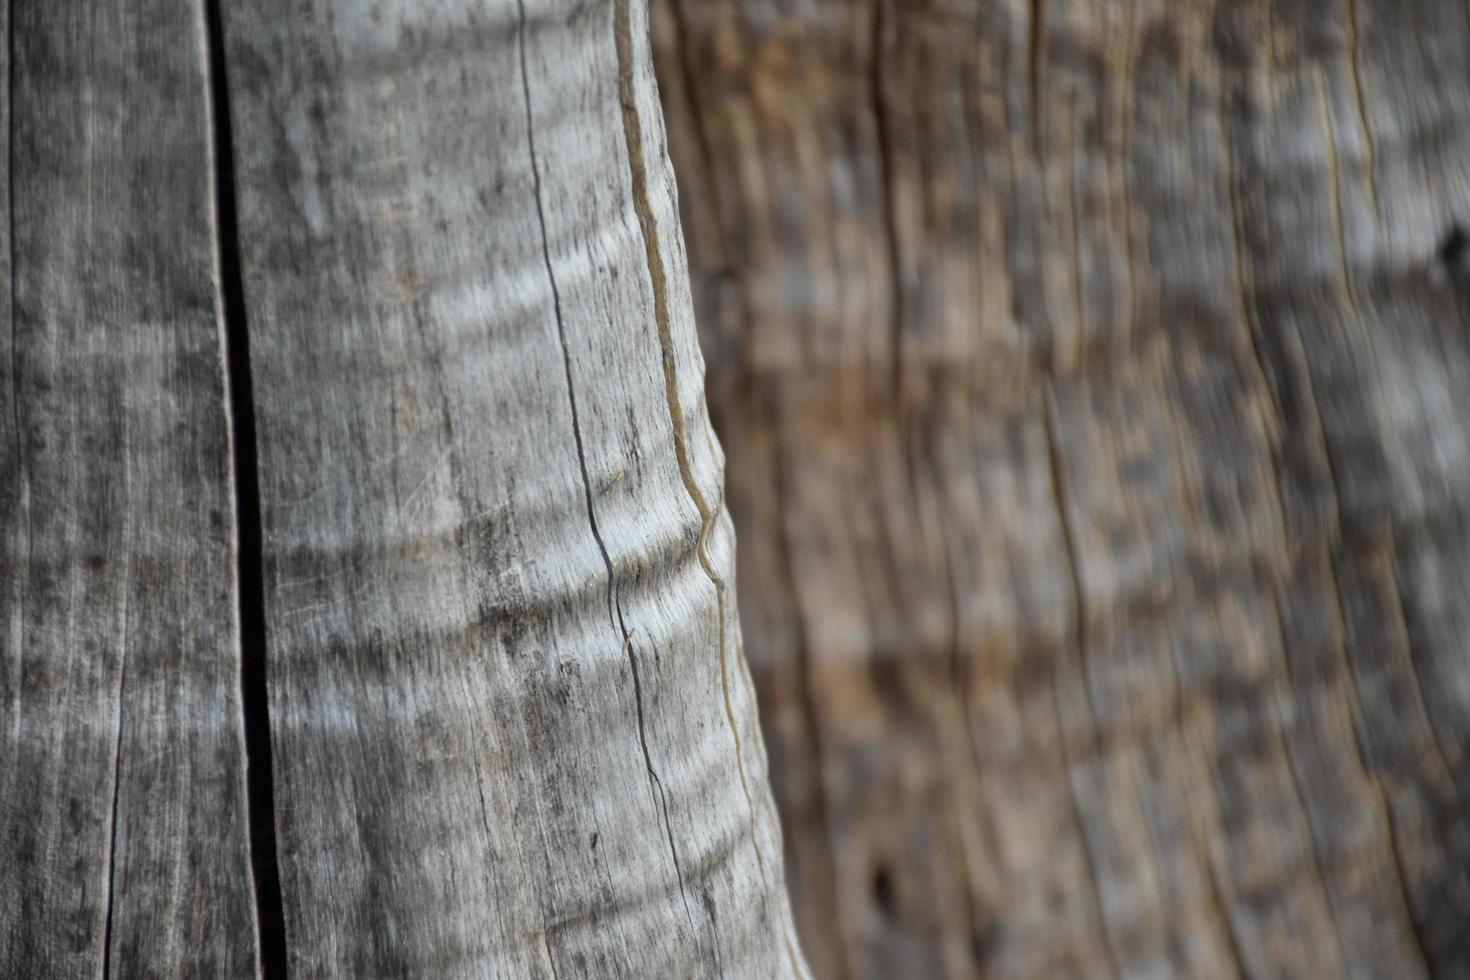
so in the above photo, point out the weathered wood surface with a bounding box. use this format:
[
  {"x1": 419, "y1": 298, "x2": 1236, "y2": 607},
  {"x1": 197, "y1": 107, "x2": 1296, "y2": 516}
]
[
  {"x1": 221, "y1": 0, "x2": 804, "y2": 975},
  {"x1": 654, "y1": 0, "x2": 1470, "y2": 976},
  {"x1": 0, "y1": 1, "x2": 259, "y2": 976},
  {"x1": 3, "y1": 0, "x2": 805, "y2": 976}
]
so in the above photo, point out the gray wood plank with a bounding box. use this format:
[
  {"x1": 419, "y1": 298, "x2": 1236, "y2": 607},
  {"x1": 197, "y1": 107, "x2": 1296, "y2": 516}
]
[
  {"x1": 0, "y1": 0, "x2": 259, "y2": 976},
  {"x1": 654, "y1": 0, "x2": 1470, "y2": 975}
]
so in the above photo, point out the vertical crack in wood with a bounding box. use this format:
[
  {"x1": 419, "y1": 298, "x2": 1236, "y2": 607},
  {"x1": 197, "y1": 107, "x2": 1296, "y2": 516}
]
[
  {"x1": 514, "y1": 0, "x2": 705, "y2": 954},
  {"x1": 1066, "y1": 95, "x2": 1087, "y2": 369},
  {"x1": 100, "y1": 569, "x2": 130, "y2": 980},
  {"x1": 664, "y1": 0, "x2": 743, "y2": 326},
  {"x1": 6, "y1": 0, "x2": 29, "y2": 753},
  {"x1": 514, "y1": 0, "x2": 619, "y2": 642},
  {"x1": 867, "y1": 21, "x2": 987, "y2": 958},
  {"x1": 871, "y1": 0, "x2": 903, "y2": 409},
  {"x1": 1344, "y1": 0, "x2": 1380, "y2": 219},
  {"x1": 201, "y1": 2, "x2": 289, "y2": 975},
  {"x1": 1290, "y1": 331, "x2": 1346, "y2": 540},
  {"x1": 1215, "y1": 88, "x2": 1345, "y2": 951},
  {"x1": 1318, "y1": 552, "x2": 1432, "y2": 971},
  {"x1": 1378, "y1": 781, "x2": 1436, "y2": 974},
  {"x1": 614, "y1": 7, "x2": 811, "y2": 974},
  {"x1": 1276, "y1": 74, "x2": 1354, "y2": 520},
  {"x1": 1116, "y1": 0, "x2": 1139, "y2": 339},
  {"x1": 1314, "y1": 69, "x2": 1368, "y2": 345},
  {"x1": 1159, "y1": 601, "x2": 1243, "y2": 975},
  {"x1": 1040, "y1": 384, "x2": 1120, "y2": 978},
  {"x1": 1221, "y1": 83, "x2": 1287, "y2": 455},
  {"x1": 1262, "y1": 589, "x2": 1353, "y2": 971},
  {"x1": 1380, "y1": 529, "x2": 1455, "y2": 779},
  {"x1": 612, "y1": 0, "x2": 758, "y2": 858},
  {"x1": 1224, "y1": 78, "x2": 1363, "y2": 939},
  {"x1": 1167, "y1": 627, "x2": 1249, "y2": 980},
  {"x1": 866, "y1": 6, "x2": 991, "y2": 953},
  {"x1": 470, "y1": 757, "x2": 493, "y2": 839},
  {"x1": 663, "y1": 5, "x2": 788, "y2": 955},
  {"x1": 1323, "y1": 549, "x2": 1437, "y2": 971}
]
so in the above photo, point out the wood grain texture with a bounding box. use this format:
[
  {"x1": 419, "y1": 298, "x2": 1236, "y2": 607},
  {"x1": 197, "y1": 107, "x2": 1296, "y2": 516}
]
[
  {"x1": 0, "y1": 0, "x2": 259, "y2": 976},
  {"x1": 219, "y1": 0, "x2": 806, "y2": 975},
  {"x1": 653, "y1": 0, "x2": 1470, "y2": 976},
  {"x1": 3, "y1": 0, "x2": 804, "y2": 976}
]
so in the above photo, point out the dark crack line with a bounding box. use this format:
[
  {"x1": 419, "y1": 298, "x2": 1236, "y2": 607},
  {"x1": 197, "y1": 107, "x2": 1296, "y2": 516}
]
[
  {"x1": 609, "y1": 8, "x2": 803, "y2": 970},
  {"x1": 100, "y1": 590, "x2": 129, "y2": 980},
  {"x1": 514, "y1": 0, "x2": 704, "y2": 955},
  {"x1": 871, "y1": 0, "x2": 904, "y2": 410},
  {"x1": 1041, "y1": 387, "x2": 1121, "y2": 979},
  {"x1": 471, "y1": 757, "x2": 493, "y2": 839},
  {"x1": 513, "y1": 0, "x2": 620, "y2": 643},
  {"x1": 8, "y1": 0, "x2": 30, "y2": 755},
  {"x1": 202, "y1": 1, "x2": 289, "y2": 974}
]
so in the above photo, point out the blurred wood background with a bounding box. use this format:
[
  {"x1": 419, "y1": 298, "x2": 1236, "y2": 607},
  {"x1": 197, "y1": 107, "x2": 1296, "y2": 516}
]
[{"x1": 653, "y1": 1, "x2": 1470, "y2": 976}]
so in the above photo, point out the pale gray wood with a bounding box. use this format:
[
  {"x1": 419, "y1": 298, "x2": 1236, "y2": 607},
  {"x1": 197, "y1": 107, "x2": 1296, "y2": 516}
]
[
  {"x1": 219, "y1": 0, "x2": 806, "y2": 975},
  {"x1": 0, "y1": 0, "x2": 259, "y2": 976}
]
